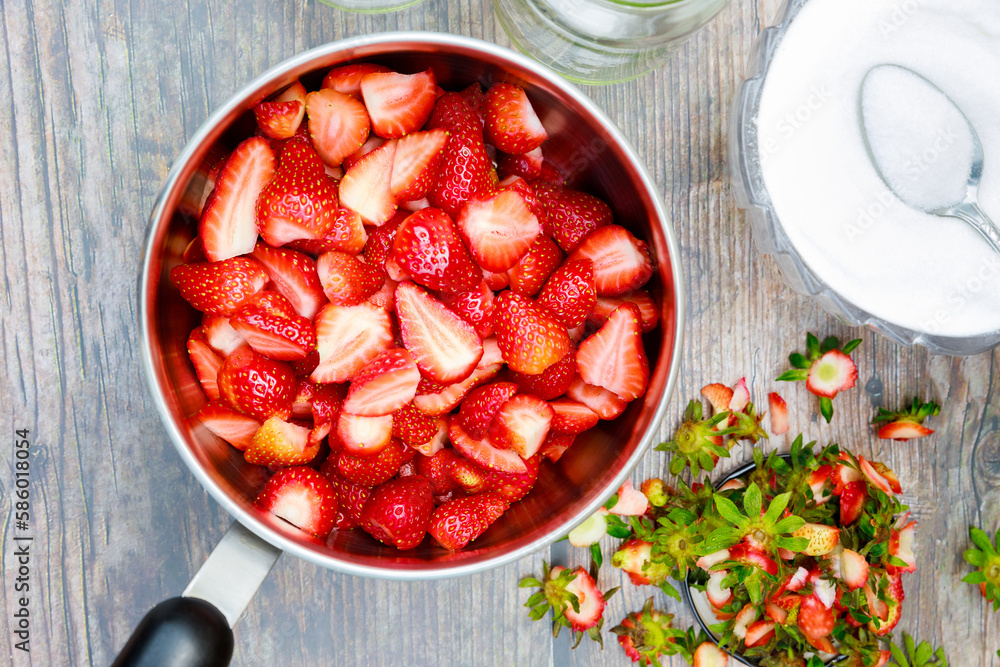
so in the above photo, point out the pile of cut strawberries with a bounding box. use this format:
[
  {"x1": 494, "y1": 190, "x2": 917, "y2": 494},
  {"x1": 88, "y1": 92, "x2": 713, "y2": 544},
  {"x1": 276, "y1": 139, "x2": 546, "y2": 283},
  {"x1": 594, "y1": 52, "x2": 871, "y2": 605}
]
[{"x1": 171, "y1": 62, "x2": 660, "y2": 551}]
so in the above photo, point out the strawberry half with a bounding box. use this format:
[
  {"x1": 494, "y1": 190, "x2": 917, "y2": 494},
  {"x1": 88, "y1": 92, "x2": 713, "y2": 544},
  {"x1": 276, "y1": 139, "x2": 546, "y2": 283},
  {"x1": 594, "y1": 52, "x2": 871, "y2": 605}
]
[
  {"x1": 360, "y1": 475, "x2": 435, "y2": 550},
  {"x1": 412, "y1": 361, "x2": 503, "y2": 416},
  {"x1": 305, "y1": 88, "x2": 371, "y2": 167},
  {"x1": 338, "y1": 140, "x2": 398, "y2": 226},
  {"x1": 539, "y1": 431, "x2": 575, "y2": 462},
  {"x1": 256, "y1": 139, "x2": 340, "y2": 247},
  {"x1": 576, "y1": 302, "x2": 648, "y2": 402},
  {"x1": 230, "y1": 291, "x2": 317, "y2": 361},
  {"x1": 199, "y1": 136, "x2": 276, "y2": 262},
  {"x1": 336, "y1": 412, "x2": 394, "y2": 456},
  {"x1": 507, "y1": 349, "x2": 576, "y2": 401},
  {"x1": 692, "y1": 643, "x2": 729, "y2": 667},
  {"x1": 285, "y1": 206, "x2": 368, "y2": 256},
  {"x1": 488, "y1": 453, "x2": 540, "y2": 502},
  {"x1": 493, "y1": 291, "x2": 570, "y2": 376},
  {"x1": 322, "y1": 469, "x2": 371, "y2": 530},
  {"x1": 768, "y1": 391, "x2": 789, "y2": 435},
  {"x1": 566, "y1": 377, "x2": 628, "y2": 420},
  {"x1": 322, "y1": 63, "x2": 390, "y2": 99},
  {"x1": 311, "y1": 302, "x2": 393, "y2": 383},
  {"x1": 701, "y1": 383, "x2": 734, "y2": 414},
  {"x1": 342, "y1": 348, "x2": 421, "y2": 417},
  {"x1": 590, "y1": 291, "x2": 659, "y2": 333},
  {"x1": 217, "y1": 346, "x2": 296, "y2": 421},
  {"x1": 487, "y1": 394, "x2": 554, "y2": 459},
  {"x1": 483, "y1": 82, "x2": 548, "y2": 155},
  {"x1": 427, "y1": 92, "x2": 495, "y2": 217},
  {"x1": 507, "y1": 234, "x2": 563, "y2": 297},
  {"x1": 337, "y1": 439, "x2": 413, "y2": 487},
  {"x1": 457, "y1": 188, "x2": 541, "y2": 272},
  {"x1": 171, "y1": 257, "x2": 268, "y2": 316},
  {"x1": 448, "y1": 417, "x2": 527, "y2": 474},
  {"x1": 316, "y1": 250, "x2": 385, "y2": 306},
  {"x1": 537, "y1": 259, "x2": 596, "y2": 328},
  {"x1": 392, "y1": 403, "x2": 448, "y2": 455},
  {"x1": 497, "y1": 146, "x2": 544, "y2": 182},
  {"x1": 805, "y1": 349, "x2": 858, "y2": 398},
  {"x1": 791, "y1": 523, "x2": 840, "y2": 556},
  {"x1": 360, "y1": 69, "x2": 437, "y2": 139},
  {"x1": 548, "y1": 399, "x2": 599, "y2": 434},
  {"x1": 439, "y1": 281, "x2": 495, "y2": 339},
  {"x1": 568, "y1": 225, "x2": 653, "y2": 297},
  {"x1": 390, "y1": 128, "x2": 449, "y2": 201},
  {"x1": 544, "y1": 189, "x2": 612, "y2": 253},
  {"x1": 254, "y1": 466, "x2": 338, "y2": 538},
  {"x1": 250, "y1": 242, "x2": 327, "y2": 320},
  {"x1": 187, "y1": 329, "x2": 223, "y2": 400},
  {"x1": 839, "y1": 480, "x2": 867, "y2": 525},
  {"x1": 429, "y1": 492, "x2": 509, "y2": 550},
  {"x1": 395, "y1": 281, "x2": 484, "y2": 384},
  {"x1": 244, "y1": 416, "x2": 319, "y2": 468},
  {"x1": 196, "y1": 400, "x2": 261, "y2": 451},
  {"x1": 254, "y1": 80, "x2": 306, "y2": 140},
  {"x1": 391, "y1": 208, "x2": 481, "y2": 293},
  {"x1": 458, "y1": 381, "x2": 520, "y2": 440}
]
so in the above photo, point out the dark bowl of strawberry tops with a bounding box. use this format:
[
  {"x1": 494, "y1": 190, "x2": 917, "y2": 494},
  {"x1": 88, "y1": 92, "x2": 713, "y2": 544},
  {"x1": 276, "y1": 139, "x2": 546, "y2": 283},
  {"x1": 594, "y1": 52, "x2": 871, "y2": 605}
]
[{"x1": 132, "y1": 30, "x2": 683, "y2": 662}]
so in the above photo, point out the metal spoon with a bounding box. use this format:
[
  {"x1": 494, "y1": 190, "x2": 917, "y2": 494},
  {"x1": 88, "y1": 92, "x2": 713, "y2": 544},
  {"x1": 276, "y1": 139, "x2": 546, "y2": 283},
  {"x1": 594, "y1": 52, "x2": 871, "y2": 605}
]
[{"x1": 859, "y1": 64, "x2": 1000, "y2": 255}]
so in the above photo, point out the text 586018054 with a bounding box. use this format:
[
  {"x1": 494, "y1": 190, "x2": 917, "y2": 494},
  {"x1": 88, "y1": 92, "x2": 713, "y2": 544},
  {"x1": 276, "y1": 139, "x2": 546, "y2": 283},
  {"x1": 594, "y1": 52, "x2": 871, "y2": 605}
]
[{"x1": 12, "y1": 428, "x2": 31, "y2": 652}]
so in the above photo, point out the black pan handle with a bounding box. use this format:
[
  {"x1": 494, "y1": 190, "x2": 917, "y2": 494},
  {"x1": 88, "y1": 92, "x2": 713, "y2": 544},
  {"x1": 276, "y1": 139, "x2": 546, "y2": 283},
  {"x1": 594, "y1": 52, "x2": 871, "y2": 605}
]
[{"x1": 112, "y1": 597, "x2": 233, "y2": 667}]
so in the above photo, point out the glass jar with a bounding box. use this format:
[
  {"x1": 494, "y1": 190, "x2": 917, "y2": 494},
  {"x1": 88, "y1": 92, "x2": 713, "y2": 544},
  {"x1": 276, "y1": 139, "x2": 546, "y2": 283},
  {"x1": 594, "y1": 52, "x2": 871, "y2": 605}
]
[{"x1": 493, "y1": 0, "x2": 730, "y2": 84}]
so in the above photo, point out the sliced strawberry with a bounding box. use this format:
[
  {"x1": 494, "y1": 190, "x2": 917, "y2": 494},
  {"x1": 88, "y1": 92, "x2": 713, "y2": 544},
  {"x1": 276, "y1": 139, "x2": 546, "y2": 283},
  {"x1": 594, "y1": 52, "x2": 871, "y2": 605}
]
[
  {"x1": 285, "y1": 207, "x2": 368, "y2": 256},
  {"x1": 728, "y1": 543, "x2": 779, "y2": 576},
  {"x1": 244, "y1": 416, "x2": 318, "y2": 468},
  {"x1": 322, "y1": 469, "x2": 371, "y2": 529},
  {"x1": 806, "y1": 349, "x2": 858, "y2": 398},
  {"x1": 743, "y1": 620, "x2": 776, "y2": 648},
  {"x1": 879, "y1": 421, "x2": 933, "y2": 441},
  {"x1": 483, "y1": 82, "x2": 547, "y2": 154},
  {"x1": 306, "y1": 88, "x2": 370, "y2": 167},
  {"x1": 807, "y1": 464, "x2": 834, "y2": 504},
  {"x1": 798, "y1": 594, "x2": 835, "y2": 640},
  {"x1": 493, "y1": 291, "x2": 570, "y2": 375},
  {"x1": 448, "y1": 417, "x2": 527, "y2": 474},
  {"x1": 342, "y1": 135, "x2": 385, "y2": 171},
  {"x1": 507, "y1": 350, "x2": 576, "y2": 401},
  {"x1": 487, "y1": 394, "x2": 553, "y2": 458},
  {"x1": 859, "y1": 456, "x2": 896, "y2": 495},
  {"x1": 361, "y1": 69, "x2": 437, "y2": 139},
  {"x1": 172, "y1": 257, "x2": 268, "y2": 316},
  {"x1": 458, "y1": 381, "x2": 520, "y2": 440},
  {"x1": 217, "y1": 346, "x2": 296, "y2": 421},
  {"x1": 322, "y1": 63, "x2": 390, "y2": 99},
  {"x1": 497, "y1": 147, "x2": 544, "y2": 182},
  {"x1": 249, "y1": 242, "x2": 327, "y2": 320},
  {"x1": 567, "y1": 225, "x2": 653, "y2": 296},
  {"x1": 507, "y1": 234, "x2": 563, "y2": 297},
  {"x1": 390, "y1": 128, "x2": 449, "y2": 201},
  {"x1": 416, "y1": 448, "x2": 460, "y2": 495},
  {"x1": 342, "y1": 348, "x2": 420, "y2": 417},
  {"x1": 791, "y1": 523, "x2": 840, "y2": 556},
  {"x1": 198, "y1": 137, "x2": 275, "y2": 261},
  {"x1": 729, "y1": 377, "x2": 750, "y2": 413},
  {"x1": 445, "y1": 453, "x2": 493, "y2": 493},
  {"x1": 607, "y1": 479, "x2": 649, "y2": 516},
  {"x1": 550, "y1": 566, "x2": 606, "y2": 632},
  {"x1": 539, "y1": 431, "x2": 575, "y2": 462},
  {"x1": 395, "y1": 281, "x2": 484, "y2": 384},
  {"x1": 458, "y1": 82, "x2": 485, "y2": 119},
  {"x1": 307, "y1": 382, "x2": 345, "y2": 446},
  {"x1": 707, "y1": 570, "x2": 734, "y2": 609},
  {"x1": 839, "y1": 480, "x2": 867, "y2": 525},
  {"x1": 484, "y1": 269, "x2": 510, "y2": 291},
  {"x1": 488, "y1": 454, "x2": 540, "y2": 502},
  {"x1": 501, "y1": 177, "x2": 551, "y2": 235},
  {"x1": 439, "y1": 281, "x2": 495, "y2": 338},
  {"x1": 832, "y1": 453, "x2": 864, "y2": 494},
  {"x1": 543, "y1": 189, "x2": 612, "y2": 253},
  {"x1": 392, "y1": 403, "x2": 447, "y2": 456},
  {"x1": 834, "y1": 547, "x2": 870, "y2": 590},
  {"x1": 254, "y1": 81, "x2": 306, "y2": 140},
  {"x1": 311, "y1": 302, "x2": 393, "y2": 383},
  {"x1": 196, "y1": 400, "x2": 260, "y2": 451},
  {"x1": 457, "y1": 188, "x2": 541, "y2": 272},
  {"x1": 360, "y1": 475, "x2": 434, "y2": 549},
  {"x1": 336, "y1": 412, "x2": 394, "y2": 456},
  {"x1": 188, "y1": 329, "x2": 223, "y2": 400},
  {"x1": 537, "y1": 259, "x2": 596, "y2": 328},
  {"x1": 391, "y1": 208, "x2": 481, "y2": 293},
  {"x1": 230, "y1": 294, "x2": 316, "y2": 362},
  {"x1": 767, "y1": 391, "x2": 789, "y2": 435},
  {"x1": 566, "y1": 377, "x2": 627, "y2": 420},
  {"x1": 429, "y1": 492, "x2": 508, "y2": 550},
  {"x1": 548, "y1": 399, "x2": 599, "y2": 434},
  {"x1": 692, "y1": 643, "x2": 729, "y2": 667},
  {"x1": 701, "y1": 383, "x2": 734, "y2": 414},
  {"x1": 868, "y1": 574, "x2": 904, "y2": 636},
  {"x1": 576, "y1": 303, "x2": 648, "y2": 401},
  {"x1": 427, "y1": 92, "x2": 495, "y2": 217},
  {"x1": 589, "y1": 291, "x2": 659, "y2": 333},
  {"x1": 888, "y1": 519, "x2": 917, "y2": 574},
  {"x1": 256, "y1": 138, "x2": 339, "y2": 246},
  {"x1": 363, "y1": 212, "x2": 405, "y2": 271},
  {"x1": 412, "y1": 361, "x2": 503, "y2": 416},
  {"x1": 337, "y1": 438, "x2": 413, "y2": 487},
  {"x1": 254, "y1": 466, "x2": 338, "y2": 537},
  {"x1": 338, "y1": 140, "x2": 398, "y2": 225},
  {"x1": 315, "y1": 251, "x2": 384, "y2": 306},
  {"x1": 731, "y1": 604, "x2": 760, "y2": 641}
]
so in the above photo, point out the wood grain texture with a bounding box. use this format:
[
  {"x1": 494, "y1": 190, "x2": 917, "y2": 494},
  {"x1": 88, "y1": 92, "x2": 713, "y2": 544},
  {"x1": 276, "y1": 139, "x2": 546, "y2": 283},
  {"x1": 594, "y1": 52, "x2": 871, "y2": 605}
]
[{"x1": 0, "y1": 0, "x2": 996, "y2": 666}]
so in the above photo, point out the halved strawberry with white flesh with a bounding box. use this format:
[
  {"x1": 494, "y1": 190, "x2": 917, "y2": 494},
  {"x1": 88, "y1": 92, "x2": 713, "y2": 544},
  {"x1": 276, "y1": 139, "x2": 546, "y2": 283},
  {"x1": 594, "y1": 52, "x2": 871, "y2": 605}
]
[
  {"x1": 507, "y1": 234, "x2": 563, "y2": 297},
  {"x1": 839, "y1": 479, "x2": 867, "y2": 525},
  {"x1": 196, "y1": 400, "x2": 261, "y2": 450},
  {"x1": 873, "y1": 397, "x2": 940, "y2": 441},
  {"x1": 458, "y1": 381, "x2": 519, "y2": 440},
  {"x1": 768, "y1": 391, "x2": 789, "y2": 435},
  {"x1": 188, "y1": 329, "x2": 223, "y2": 399},
  {"x1": 548, "y1": 399, "x2": 599, "y2": 434},
  {"x1": 577, "y1": 303, "x2": 648, "y2": 402},
  {"x1": 566, "y1": 378, "x2": 628, "y2": 420},
  {"x1": 728, "y1": 544, "x2": 779, "y2": 576},
  {"x1": 537, "y1": 259, "x2": 596, "y2": 329},
  {"x1": 878, "y1": 421, "x2": 933, "y2": 441},
  {"x1": 701, "y1": 383, "x2": 734, "y2": 414},
  {"x1": 493, "y1": 291, "x2": 570, "y2": 376},
  {"x1": 244, "y1": 416, "x2": 318, "y2": 468},
  {"x1": 487, "y1": 394, "x2": 553, "y2": 458},
  {"x1": 483, "y1": 82, "x2": 548, "y2": 155},
  {"x1": 256, "y1": 138, "x2": 340, "y2": 247},
  {"x1": 457, "y1": 189, "x2": 541, "y2": 272},
  {"x1": 198, "y1": 137, "x2": 275, "y2": 262},
  {"x1": 343, "y1": 135, "x2": 385, "y2": 172},
  {"x1": 792, "y1": 523, "x2": 840, "y2": 556},
  {"x1": 322, "y1": 63, "x2": 390, "y2": 99},
  {"x1": 444, "y1": 451, "x2": 493, "y2": 493},
  {"x1": 448, "y1": 417, "x2": 527, "y2": 474},
  {"x1": 254, "y1": 81, "x2": 306, "y2": 140},
  {"x1": 306, "y1": 382, "x2": 345, "y2": 446},
  {"x1": 439, "y1": 281, "x2": 495, "y2": 338},
  {"x1": 306, "y1": 88, "x2": 371, "y2": 167},
  {"x1": 250, "y1": 242, "x2": 327, "y2": 319},
  {"x1": 506, "y1": 350, "x2": 576, "y2": 401},
  {"x1": 342, "y1": 348, "x2": 420, "y2": 417},
  {"x1": 339, "y1": 140, "x2": 398, "y2": 226},
  {"x1": 806, "y1": 349, "x2": 858, "y2": 398},
  {"x1": 172, "y1": 257, "x2": 269, "y2": 316},
  {"x1": 589, "y1": 291, "x2": 659, "y2": 333},
  {"x1": 608, "y1": 479, "x2": 649, "y2": 516},
  {"x1": 834, "y1": 547, "x2": 870, "y2": 590},
  {"x1": 549, "y1": 566, "x2": 607, "y2": 632},
  {"x1": 743, "y1": 620, "x2": 775, "y2": 648},
  {"x1": 807, "y1": 464, "x2": 833, "y2": 504},
  {"x1": 392, "y1": 403, "x2": 447, "y2": 456},
  {"x1": 707, "y1": 570, "x2": 734, "y2": 608},
  {"x1": 390, "y1": 128, "x2": 449, "y2": 201},
  {"x1": 311, "y1": 302, "x2": 393, "y2": 383},
  {"x1": 315, "y1": 250, "x2": 384, "y2": 306},
  {"x1": 395, "y1": 281, "x2": 484, "y2": 384},
  {"x1": 732, "y1": 604, "x2": 759, "y2": 640},
  {"x1": 859, "y1": 456, "x2": 896, "y2": 495},
  {"x1": 254, "y1": 466, "x2": 338, "y2": 537},
  {"x1": 202, "y1": 314, "x2": 245, "y2": 356},
  {"x1": 832, "y1": 452, "x2": 864, "y2": 494},
  {"x1": 360, "y1": 69, "x2": 437, "y2": 139},
  {"x1": 391, "y1": 208, "x2": 482, "y2": 293},
  {"x1": 285, "y1": 206, "x2": 369, "y2": 256},
  {"x1": 218, "y1": 346, "x2": 296, "y2": 421},
  {"x1": 337, "y1": 412, "x2": 394, "y2": 455},
  {"x1": 412, "y1": 361, "x2": 502, "y2": 416},
  {"x1": 729, "y1": 377, "x2": 750, "y2": 412},
  {"x1": 692, "y1": 642, "x2": 730, "y2": 667},
  {"x1": 489, "y1": 453, "x2": 540, "y2": 502},
  {"x1": 427, "y1": 92, "x2": 496, "y2": 217},
  {"x1": 539, "y1": 431, "x2": 575, "y2": 462},
  {"x1": 567, "y1": 225, "x2": 653, "y2": 296},
  {"x1": 230, "y1": 291, "x2": 317, "y2": 361},
  {"x1": 497, "y1": 146, "x2": 544, "y2": 182},
  {"x1": 888, "y1": 519, "x2": 917, "y2": 574},
  {"x1": 429, "y1": 491, "x2": 508, "y2": 550}
]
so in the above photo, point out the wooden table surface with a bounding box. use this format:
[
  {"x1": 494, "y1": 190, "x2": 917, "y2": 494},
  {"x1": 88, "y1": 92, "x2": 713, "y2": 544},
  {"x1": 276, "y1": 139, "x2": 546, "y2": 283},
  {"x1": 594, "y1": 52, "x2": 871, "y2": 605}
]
[{"x1": 1, "y1": 0, "x2": 998, "y2": 665}]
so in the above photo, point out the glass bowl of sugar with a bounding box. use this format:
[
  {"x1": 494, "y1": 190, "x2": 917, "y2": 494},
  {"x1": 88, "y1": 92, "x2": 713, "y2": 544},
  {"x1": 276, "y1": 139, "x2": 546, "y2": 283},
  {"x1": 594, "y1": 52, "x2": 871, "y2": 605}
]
[{"x1": 730, "y1": 0, "x2": 1000, "y2": 356}]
